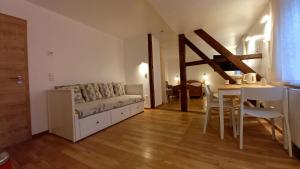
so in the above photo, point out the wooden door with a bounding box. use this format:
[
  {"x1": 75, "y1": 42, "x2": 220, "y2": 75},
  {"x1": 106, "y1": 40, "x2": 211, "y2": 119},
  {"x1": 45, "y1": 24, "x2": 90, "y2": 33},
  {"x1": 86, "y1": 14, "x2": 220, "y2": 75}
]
[{"x1": 0, "y1": 13, "x2": 31, "y2": 148}]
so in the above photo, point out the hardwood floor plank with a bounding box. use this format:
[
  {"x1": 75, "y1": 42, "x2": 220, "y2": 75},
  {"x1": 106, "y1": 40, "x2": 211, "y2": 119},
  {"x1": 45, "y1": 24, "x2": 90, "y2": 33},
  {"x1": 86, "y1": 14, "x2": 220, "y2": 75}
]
[{"x1": 6, "y1": 109, "x2": 300, "y2": 169}]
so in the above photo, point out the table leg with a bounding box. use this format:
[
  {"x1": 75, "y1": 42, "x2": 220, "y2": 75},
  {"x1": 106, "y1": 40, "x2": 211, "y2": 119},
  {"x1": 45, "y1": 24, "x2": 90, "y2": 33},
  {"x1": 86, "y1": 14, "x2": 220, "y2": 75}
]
[{"x1": 219, "y1": 92, "x2": 224, "y2": 140}]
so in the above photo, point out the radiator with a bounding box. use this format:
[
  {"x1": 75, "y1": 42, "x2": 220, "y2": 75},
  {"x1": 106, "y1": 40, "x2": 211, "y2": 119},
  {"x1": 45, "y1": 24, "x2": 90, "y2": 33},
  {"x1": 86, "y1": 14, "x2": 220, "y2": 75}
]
[{"x1": 289, "y1": 88, "x2": 300, "y2": 148}]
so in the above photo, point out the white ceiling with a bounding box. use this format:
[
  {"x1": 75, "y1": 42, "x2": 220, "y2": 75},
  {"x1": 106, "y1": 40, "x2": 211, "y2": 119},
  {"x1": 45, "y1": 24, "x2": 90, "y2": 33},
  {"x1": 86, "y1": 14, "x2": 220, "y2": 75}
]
[
  {"x1": 26, "y1": 0, "x2": 269, "y2": 55},
  {"x1": 26, "y1": 0, "x2": 176, "y2": 41},
  {"x1": 148, "y1": 0, "x2": 269, "y2": 50}
]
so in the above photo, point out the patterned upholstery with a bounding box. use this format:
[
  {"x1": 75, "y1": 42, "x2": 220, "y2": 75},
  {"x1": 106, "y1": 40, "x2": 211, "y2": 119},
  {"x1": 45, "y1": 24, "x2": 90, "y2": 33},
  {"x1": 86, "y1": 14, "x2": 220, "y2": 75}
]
[
  {"x1": 75, "y1": 100, "x2": 104, "y2": 118},
  {"x1": 113, "y1": 82, "x2": 126, "y2": 96},
  {"x1": 55, "y1": 85, "x2": 85, "y2": 104},
  {"x1": 98, "y1": 83, "x2": 115, "y2": 98},
  {"x1": 75, "y1": 95, "x2": 144, "y2": 119},
  {"x1": 80, "y1": 83, "x2": 102, "y2": 102}
]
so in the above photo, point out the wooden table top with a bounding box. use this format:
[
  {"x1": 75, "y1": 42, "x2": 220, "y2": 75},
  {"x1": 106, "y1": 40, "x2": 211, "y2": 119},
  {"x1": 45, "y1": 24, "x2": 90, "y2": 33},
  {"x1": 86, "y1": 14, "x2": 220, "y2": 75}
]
[{"x1": 218, "y1": 83, "x2": 274, "y2": 90}]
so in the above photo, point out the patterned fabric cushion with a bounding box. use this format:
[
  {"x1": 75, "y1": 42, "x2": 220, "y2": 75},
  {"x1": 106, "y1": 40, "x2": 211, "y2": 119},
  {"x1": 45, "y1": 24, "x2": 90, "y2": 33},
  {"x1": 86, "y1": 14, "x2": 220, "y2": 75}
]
[
  {"x1": 113, "y1": 82, "x2": 126, "y2": 96},
  {"x1": 80, "y1": 83, "x2": 102, "y2": 102},
  {"x1": 75, "y1": 100, "x2": 103, "y2": 118},
  {"x1": 55, "y1": 85, "x2": 85, "y2": 104},
  {"x1": 75, "y1": 95, "x2": 144, "y2": 119},
  {"x1": 98, "y1": 83, "x2": 115, "y2": 98}
]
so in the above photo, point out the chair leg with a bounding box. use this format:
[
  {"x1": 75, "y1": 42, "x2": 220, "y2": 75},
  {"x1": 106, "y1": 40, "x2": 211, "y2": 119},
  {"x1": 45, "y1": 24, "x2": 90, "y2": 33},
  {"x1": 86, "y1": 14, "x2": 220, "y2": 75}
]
[
  {"x1": 229, "y1": 110, "x2": 233, "y2": 127},
  {"x1": 203, "y1": 106, "x2": 210, "y2": 134},
  {"x1": 239, "y1": 112, "x2": 244, "y2": 149},
  {"x1": 283, "y1": 116, "x2": 293, "y2": 157},
  {"x1": 282, "y1": 118, "x2": 288, "y2": 150},
  {"x1": 208, "y1": 109, "x2": 212, "y2": 122},
  {"x1": 236, "y1": 109, "x2": 240, "y2": 136},
  {"x1": 231, "y1": 109, "x2": 237, "y2": 138},
  {"x1": 271, "y1": 118, "x2": 276, "y2": 140}
]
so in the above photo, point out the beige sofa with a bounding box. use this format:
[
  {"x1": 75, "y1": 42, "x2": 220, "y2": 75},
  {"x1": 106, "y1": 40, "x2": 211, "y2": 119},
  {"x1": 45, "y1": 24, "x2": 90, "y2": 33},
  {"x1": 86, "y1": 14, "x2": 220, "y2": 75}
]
[{"x1": 47, "y1": 83, "x2": 144, "y2": 142}]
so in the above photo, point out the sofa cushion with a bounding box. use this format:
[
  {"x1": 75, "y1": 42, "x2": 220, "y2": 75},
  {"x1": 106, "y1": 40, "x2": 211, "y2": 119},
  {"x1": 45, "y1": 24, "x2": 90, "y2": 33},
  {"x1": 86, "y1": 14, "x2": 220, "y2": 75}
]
[
  {"x1": 113, "y1": 82, "x2": 125, "y2": 96},
  {"x1": 98, "y1": 83, "x2": 115, "y2": 98},
  {"x1": 75, "y1": 95, "x2": 144, "y2": 119},
  {"x1": 55, "y1": 85, "x2": 85, "y2": 104},
  {"x1": 75, "y1": 100, "x2": 103, "y2": 118},
  {"x1": 80, "y1": 83, "x2": 102, "y2": 102},
  {"x1": 101, "y1": 95, "x2": 144, "y2": 111}
]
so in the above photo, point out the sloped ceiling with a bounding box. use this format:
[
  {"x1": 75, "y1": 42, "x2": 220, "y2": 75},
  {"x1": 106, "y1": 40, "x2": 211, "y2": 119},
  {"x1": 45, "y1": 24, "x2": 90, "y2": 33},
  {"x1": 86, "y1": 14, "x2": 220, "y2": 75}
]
[
  {"x1": 25, "y1": 0, "x2": 176, "y2": 41},
  {"x1": 148, "y1": 0, "x2": 269, "y2": 51},
  {"x1": 26, "y1": 0, "x2": 269, "y2": 56}
]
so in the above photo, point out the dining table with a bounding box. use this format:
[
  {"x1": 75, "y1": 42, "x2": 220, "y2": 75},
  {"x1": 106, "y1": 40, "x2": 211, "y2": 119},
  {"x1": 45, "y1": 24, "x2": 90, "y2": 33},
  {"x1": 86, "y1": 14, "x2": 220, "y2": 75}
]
[{"x1": 218, "y1": 83, "x2": 274, "y2": 140}]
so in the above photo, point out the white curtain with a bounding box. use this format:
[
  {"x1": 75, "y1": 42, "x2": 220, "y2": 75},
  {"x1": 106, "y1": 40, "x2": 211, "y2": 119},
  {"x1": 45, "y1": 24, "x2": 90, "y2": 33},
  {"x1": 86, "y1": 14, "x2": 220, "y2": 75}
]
[{"x1": 272, "y1": 0, "x2": 300, "y2": 84}]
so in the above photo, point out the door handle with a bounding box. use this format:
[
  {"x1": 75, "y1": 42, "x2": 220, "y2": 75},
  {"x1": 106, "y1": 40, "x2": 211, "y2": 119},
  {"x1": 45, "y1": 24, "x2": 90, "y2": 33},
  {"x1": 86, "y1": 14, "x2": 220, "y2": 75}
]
[
  {"x1": 9, "y1": 75, "x2": 23, "y2": 84},
  {"x1": 9, "y1": 75, "x2": 23, "y2": 80}
]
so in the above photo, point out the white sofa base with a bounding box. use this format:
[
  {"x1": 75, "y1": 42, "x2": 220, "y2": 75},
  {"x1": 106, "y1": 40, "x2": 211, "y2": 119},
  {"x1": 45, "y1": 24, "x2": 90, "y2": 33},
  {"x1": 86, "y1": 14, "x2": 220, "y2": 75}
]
[
  {"x1": 77, "y1": 102, "x2": 144, "y2": 141},
  {"x1": 47, "y1": 84, "x2": 144, "y2": 142}
]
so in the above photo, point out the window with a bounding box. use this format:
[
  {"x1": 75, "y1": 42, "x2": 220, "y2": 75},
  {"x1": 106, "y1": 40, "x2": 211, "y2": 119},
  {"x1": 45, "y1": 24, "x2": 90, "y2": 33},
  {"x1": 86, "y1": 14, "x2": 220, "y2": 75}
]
[{"x1": 276, "y1": 0, "x2": 300, "y2": 83}]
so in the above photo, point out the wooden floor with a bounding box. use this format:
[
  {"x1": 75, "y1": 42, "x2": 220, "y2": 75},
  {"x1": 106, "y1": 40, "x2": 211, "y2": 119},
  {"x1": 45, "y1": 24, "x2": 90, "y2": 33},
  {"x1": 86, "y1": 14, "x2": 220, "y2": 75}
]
[
  {"x1": 158, "y1": 98, "x2": 206, "y2": 113},
  {"x1": 7, "y1": 109, "x2": 300, "y2": 169}
]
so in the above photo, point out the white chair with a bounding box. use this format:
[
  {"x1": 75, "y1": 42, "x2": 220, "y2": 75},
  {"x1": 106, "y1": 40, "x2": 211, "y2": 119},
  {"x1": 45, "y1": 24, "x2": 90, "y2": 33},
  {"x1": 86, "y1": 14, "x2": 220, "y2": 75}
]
[
  {"x1": 203, "y1": 85, "x2": 238, "y2": 138},
  {"x1": 239, "y1": 87, "x2": 292, "y2": 157}
]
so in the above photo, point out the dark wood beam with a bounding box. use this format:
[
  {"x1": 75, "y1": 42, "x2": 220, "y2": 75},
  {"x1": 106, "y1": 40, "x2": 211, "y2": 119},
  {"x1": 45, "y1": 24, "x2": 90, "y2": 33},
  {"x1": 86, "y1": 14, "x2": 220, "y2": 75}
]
[
  {"x1": 194, "y1": 29, "x2": 262, "y2": 80},
  {"x1": 184, "y1": 37, "x2": 236, "y2": 84},
  {"x1": 213, "y1": 53, "x2": 262, "y2": 63},
  {"x1": 186, "y1": 53, "x2": 262, "y2": 66},
  {"x1": 185, "y1": 60, "x2": 208, "y2": 66},
  {"x1": 147, "y1": 34, "x2": 155, "y2": 109},
  {"x1": 179, "y1": 34, "x2": 188, "y2": 112}
]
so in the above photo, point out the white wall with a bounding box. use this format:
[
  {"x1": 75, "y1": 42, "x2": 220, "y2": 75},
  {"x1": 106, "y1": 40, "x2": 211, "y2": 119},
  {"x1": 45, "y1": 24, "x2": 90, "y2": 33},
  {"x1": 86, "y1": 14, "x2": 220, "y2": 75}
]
[
  {"x1": 152, "y1": 36, "x2": 162, "y2": 106},
  {"x1": 124, "y1": 34, "x2": 162, "y2": 108},
  {"x1": 237, "y1": 6, "x2": 272, "y2": 81},
  {"x1": 0, "y1": 0, "x2": 125, "y2": 134},
  {"x1": 124, "y1": 35, "x2": 151, "y2": 108},
  {"x1": 236, "y1": 5, "x2": 271, "y2": 81}
]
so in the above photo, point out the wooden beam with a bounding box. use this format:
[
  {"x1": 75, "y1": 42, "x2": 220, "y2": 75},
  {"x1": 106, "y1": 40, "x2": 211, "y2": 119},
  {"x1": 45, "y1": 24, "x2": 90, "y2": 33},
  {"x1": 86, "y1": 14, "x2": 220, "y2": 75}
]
[
  {"x1": 186, "y1": 53, "x2": 262, "y2": 66},
  {"x1": 147, "y1": 34, "x2": 155, "y2": 109},
  {"x1": 184, "y1": 37, "x2": 236, "y2": 84},
  {"x1": 237, "y1": 53, "x2": 262, "y2": 60},
  {"x1": 213, "y1": 53, "x2": 262, "y2": 63},
  {"x1": 194, "y1": 29, "x2": 262, "y2": 80},
  {"x1": 179, "y1": 34, "x2": 188, "y2": 112},
  {"x1": 185, "y1": 60, "x2": 208, "y2": 66}
]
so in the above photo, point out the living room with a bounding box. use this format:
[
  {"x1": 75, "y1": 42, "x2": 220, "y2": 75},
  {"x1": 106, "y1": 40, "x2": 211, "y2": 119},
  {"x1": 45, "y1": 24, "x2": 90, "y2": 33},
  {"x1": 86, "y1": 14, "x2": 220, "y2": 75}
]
[{"x1": 0, "y1": 0, "x2": 300, "y2": 169}]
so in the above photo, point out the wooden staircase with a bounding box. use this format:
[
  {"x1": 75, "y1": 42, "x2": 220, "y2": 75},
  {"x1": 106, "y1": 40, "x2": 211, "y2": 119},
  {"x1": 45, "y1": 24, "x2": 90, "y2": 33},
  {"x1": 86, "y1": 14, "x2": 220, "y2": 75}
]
[{"x1": 178, "y1": 29, "x2": 262, "y2": 111}]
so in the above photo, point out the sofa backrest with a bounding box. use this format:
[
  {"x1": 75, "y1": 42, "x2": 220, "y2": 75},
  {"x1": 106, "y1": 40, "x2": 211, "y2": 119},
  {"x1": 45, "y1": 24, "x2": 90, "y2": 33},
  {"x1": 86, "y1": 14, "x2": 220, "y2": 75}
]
[{"x1": 55, "y1": 82, "x2": 143, "y2": 104}]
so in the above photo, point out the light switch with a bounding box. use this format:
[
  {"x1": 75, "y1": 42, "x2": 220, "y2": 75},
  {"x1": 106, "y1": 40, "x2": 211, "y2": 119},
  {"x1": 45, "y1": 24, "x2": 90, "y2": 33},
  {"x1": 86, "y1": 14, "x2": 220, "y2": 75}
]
[
  {"x1": 47, "y1": 51, "x2": 54, "y2": 56},
  {"x1": 48, "y1": 73, "x2": 55, "y2": 82}
]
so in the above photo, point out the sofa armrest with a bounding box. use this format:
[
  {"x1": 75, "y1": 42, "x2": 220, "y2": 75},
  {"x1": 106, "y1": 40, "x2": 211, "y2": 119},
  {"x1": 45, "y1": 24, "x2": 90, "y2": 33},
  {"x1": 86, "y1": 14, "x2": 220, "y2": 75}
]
[
  {"x1": 125, "y1": 84, "x2": 143, "y2": 96},
  {"x1": 47, "y1": 89, "x2": 76, "y2": 141}
]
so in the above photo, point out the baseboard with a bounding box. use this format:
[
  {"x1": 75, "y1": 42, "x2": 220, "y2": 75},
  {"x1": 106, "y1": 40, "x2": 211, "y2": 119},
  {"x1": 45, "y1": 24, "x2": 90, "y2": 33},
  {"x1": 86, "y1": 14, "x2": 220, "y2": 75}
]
[
  {"x1": 155, "y1": 104, "x2": 163, "y2": 108},
  {"x1": 32, "y1": 130, "x2": 49, "y2": 138}
]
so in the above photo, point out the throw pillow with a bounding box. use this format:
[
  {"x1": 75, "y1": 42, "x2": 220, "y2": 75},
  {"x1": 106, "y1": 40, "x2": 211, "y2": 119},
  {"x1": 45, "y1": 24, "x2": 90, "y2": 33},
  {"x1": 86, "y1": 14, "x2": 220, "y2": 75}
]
[
  {"x1": 98, "y1": 83, "x2": 115, "y2": 98},
  {"x1": 55, "y1": 85, "x2": 85, "y2": 104},
  {"x1": 80, "y1": 83, "x2": 102, "y2": 102},
  {"x1": 113, "y1": 82, "x2": 126, "y2": 96}
]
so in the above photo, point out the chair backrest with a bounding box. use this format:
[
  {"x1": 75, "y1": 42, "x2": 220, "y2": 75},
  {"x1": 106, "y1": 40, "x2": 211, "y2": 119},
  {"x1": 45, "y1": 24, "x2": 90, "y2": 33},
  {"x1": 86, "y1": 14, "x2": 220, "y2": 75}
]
[
  {"x1": 241, "y1": 87, "x2": 285, "y2": 101},
  {"x1": 240, "y1": 87, "x2": 288, "y2": 115}
]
